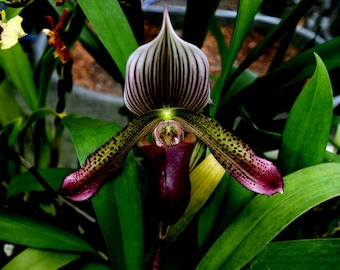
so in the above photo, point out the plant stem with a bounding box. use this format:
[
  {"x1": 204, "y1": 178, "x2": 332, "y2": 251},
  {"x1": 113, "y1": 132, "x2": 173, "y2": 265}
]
[{"x1": 152, "y1": 222, "x2": 170, "y2": 270}]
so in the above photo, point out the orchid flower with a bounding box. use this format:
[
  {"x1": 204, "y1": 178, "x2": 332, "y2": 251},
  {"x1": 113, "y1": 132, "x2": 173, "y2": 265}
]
[
  {"x1": 42, "y1": 8, "x2": 70, "y2": 64},
  {"x1": 0, "y1": 10, "x2": 27, "y2": 50},
  {"x1": 60, "y1": 8, "x2": 283, "y2": 219}
]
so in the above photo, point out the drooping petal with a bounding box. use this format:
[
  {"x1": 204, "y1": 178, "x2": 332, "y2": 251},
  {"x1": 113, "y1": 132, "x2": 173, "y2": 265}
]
[
  {"x1": 170, "y1": 108, "x2": 284, "y2": 195},
  {"x1": 139, "y1": 142, "x2": 196, "y2": 225},
  {"x1": 59, "y1": 110, "x2": 163, "y2": 201},
  {"x1": 124, "y1": 6, "x2": 210, "y2": 115}
]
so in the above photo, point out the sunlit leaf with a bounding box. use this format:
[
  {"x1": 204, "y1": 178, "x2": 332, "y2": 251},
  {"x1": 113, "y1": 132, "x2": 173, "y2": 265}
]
[
  {"x1": 197, "y1": 162, "x2": 340, "y2": 269},
  {"x1": 3, "y1": 248, "x2": 81, "y2": 270},
  {"x1": 278, "y1": 53, "x2": 333, "y2": 174},
  {"x1": 247, "y1": 239, "x2": 340, "y2": 269},
  {"x1": 0, "y1": 43, "x2": 38, "y2": 110},
  {"x1": 0, "y1": 79, "x2": 23, "y2": 126}
]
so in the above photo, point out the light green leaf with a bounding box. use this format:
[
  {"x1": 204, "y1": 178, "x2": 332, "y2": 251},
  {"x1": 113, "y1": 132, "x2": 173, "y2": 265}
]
[
  {"x1": 3, "y1": 248, "x2": 81, "y2": 270},
  {"x1": 278, "y1": 53, "x2": 333, "y2": 174},
  {"x1": 0, "y1": 43, "x2": 38, "y2": 111},
  {"x1": 0, "y1": 79, "x2": 23, "y2": 126},
  {"x1": 247, "y1": 239, "x2": 340, "y2": 270},
  {"x1": 0, "y1": 211, "x2": 95, "y2": 252},
  {"x1": 197, "y1": 172, "x2": 229, "y2": 252},
  {"x1": 197, "y1": 162, "x2": 340, "y2": 269},
  {"x1": 77, "y1": 0, "x2": 138, "y2": 77}
]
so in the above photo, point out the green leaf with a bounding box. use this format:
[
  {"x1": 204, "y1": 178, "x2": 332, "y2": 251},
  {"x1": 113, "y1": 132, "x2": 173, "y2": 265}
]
[
  {"x1": 92, "y1": 152, "x2": 144, "y2": 270},
  {"x1": 80, "y1": 261, "x2": 112, "y2": 270},
  {"x1": 235, "y1": 37, "x2": 340, "y2": 124},
  {"x1": 247, "y1": 239, "x2": 340, "y2": 270},
  {"x1": 7, "y1": 168, "x2": 74, "y2": 198},
  {"x1": 197, "y1": 162, "x2": 340, "y2": 269},
  {"x1": 63, "y1": 115, "x2": 144, "y2": 269},
  {"x1": 223, "y1": 0, "x2": 317, "y2": 99},
  {"x1": 62, "y1": 115, "x2": 122, "y2": 162},
  {"x1": 210, "y1": 0, "x2": 263, "y2": 115},
  {"x1": 0, "y1": 211, "x2": 95, "y2": 252},
  {"x1": 278, "y1": 53, "x2": 333, "y2": 174},
  {"x1": 197, "y1": 172, "x2": 229, "y2": 252},
  {"x1": 0, "y1": 43, "x2": 38, "y2": 111},
  {"x1": 77, "y1": 0, "x2": 138, "y2": 77},
  {"x1": 3, "y1": 248, "x2": 81, "y2": 270},
  {"x1": 0, "y1": 79, "x2": 24, "y2": 126}
]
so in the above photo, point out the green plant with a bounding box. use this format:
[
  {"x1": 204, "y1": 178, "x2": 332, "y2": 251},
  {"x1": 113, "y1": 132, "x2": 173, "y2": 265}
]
[{"x1": 0, "y1": 0, "x2": 340, "y2": 269}]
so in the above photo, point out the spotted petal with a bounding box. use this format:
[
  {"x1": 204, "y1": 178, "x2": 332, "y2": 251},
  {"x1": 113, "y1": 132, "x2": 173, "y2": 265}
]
[
  {"x1": 124, "y1": 7, "x2": 210, "y2": 115},
  {"x1": 170, "y1": 108, "x2": 284, "y2": 196},
  {"x1": 59, "y1": 110, "x2": 163, "y2": 201}
]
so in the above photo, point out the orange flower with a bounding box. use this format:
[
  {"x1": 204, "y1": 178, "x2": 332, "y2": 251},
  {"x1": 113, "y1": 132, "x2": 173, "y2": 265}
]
[
  {"x1": 54, "y1": 0, "x2": 67, "y2": 6},
  {"x1": 42, "y1": 9, "x2": 70, "y2": 64}
]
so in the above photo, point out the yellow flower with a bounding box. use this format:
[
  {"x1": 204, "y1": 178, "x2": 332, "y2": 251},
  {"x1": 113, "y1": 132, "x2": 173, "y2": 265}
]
[{"x1": 0, "y1": 10, "x2": 27, "y2": 50}]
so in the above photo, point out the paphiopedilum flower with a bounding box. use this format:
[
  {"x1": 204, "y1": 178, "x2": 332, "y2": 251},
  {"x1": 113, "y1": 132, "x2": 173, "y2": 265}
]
[
  {"x1": 60, "y1": 8, "x2": 283, "y2": 212},
  {"x1": 0, "y1": 10, "x2": 27, "y2": 50},
  {"x1": 42, "y1": 8, "x2": 70, "y2": 64}
]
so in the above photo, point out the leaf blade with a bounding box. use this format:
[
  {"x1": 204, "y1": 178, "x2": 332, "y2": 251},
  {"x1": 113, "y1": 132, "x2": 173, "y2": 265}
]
[
  {"x1": 278, "y1": 53, "x2": 333, "y2": 174},
  {"x1": 77, "y1": 0, "x2": 138, "y2": 77},
  {"x1": 197, "y1": 163, "x2": 340, "y2": 269}
]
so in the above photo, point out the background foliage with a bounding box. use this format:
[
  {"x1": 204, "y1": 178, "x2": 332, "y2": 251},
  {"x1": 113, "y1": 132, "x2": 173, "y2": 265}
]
[{"x1": 0, "y1": 0, "x2": 340, "y2": 269}]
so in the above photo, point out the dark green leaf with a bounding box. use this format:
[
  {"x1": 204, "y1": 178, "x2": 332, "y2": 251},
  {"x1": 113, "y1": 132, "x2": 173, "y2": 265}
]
[
  {"x1": 235, "y1": 37, "x2": 340, "y2": 126},
  {"x1": 0, "y1": 211, "x2": 95, "y2": 252},
  {"x1": 80, "y1": 261, "x2": 112, "y2": 270},
  {"x1": 7, "y1": 168, "x2": 74, "y2": 198},
  {"x1": 63, "y1": 115, "x2": 144, "y2": 269},
  {"x1": 92, "y1": 152, "x2": 144, "y2": 270}
]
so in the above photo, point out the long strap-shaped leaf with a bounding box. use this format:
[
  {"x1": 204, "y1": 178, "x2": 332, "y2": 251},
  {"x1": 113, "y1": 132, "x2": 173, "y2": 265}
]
[
  {"x1": 0, "y1": 211, "x2": 95, "y2": 252},
  {"x1": 278, "y1": 53, "x2": 333, "y2": 175},
  {"x1": 196, "y1": 162, "x2": 340, "y2": 269},
  {"x1": 62, "y1": 114, "x2": 162, "y2": 269},
  {"x1": 3, "y1": 248, "x2": 81, "y2": 270},
  {"x1": 210, "y1": 0, "x2": 263, "y2": 116},
  {"x1": 77, "y1": 0, "x2": 138, "y2": 77},
  {"x1": 248, "y1": 239, "x2": 340, "y2": 269}
]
